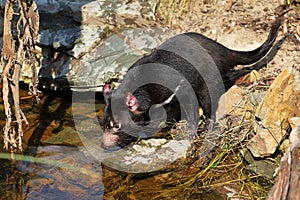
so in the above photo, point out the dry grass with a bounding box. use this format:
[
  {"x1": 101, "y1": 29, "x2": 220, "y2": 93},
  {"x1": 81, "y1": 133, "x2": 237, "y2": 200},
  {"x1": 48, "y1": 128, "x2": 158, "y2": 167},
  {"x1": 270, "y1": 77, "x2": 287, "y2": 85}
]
[
  {"x1": 104, "y1": 112, "x2": 277, "y2": 199},
  {"x1": 152, "y1": 118, "x2": 275, "y2": 199},
  {"x1": 157, "y1": 0, "x2": 203, "y2": 27}
]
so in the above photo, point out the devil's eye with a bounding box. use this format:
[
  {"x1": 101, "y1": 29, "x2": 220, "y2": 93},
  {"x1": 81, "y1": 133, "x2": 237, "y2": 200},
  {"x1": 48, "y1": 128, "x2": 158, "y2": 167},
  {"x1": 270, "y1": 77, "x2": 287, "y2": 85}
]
[
  {"x1": 114, "y1": 122, "x2": 121, "y2": 129},
  {"x1": 108, "y1": 121, "x2": 121, "y2": 130}
]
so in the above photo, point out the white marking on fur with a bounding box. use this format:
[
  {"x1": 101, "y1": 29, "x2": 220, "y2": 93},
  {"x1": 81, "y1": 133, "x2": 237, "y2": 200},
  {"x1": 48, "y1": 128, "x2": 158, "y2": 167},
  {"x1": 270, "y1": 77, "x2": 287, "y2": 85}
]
[{"x1": 154, "y1": 80, "x2": 184, "y2": 108}]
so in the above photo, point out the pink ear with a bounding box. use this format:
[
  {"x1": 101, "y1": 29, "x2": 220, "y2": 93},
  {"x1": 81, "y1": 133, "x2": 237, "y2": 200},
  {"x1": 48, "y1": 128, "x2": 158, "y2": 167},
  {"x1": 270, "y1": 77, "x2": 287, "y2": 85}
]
[
  {"x1": 126, "y1": 93, "x2": 138, "y2": 112},
  {"x1": 103, "y1": 84, "x2": 112, "y2": 94}
]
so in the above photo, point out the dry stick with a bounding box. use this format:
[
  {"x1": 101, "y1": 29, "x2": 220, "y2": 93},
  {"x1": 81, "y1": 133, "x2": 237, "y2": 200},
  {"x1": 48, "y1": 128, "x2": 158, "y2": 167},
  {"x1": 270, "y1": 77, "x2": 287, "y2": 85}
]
[
  {"x1": 2, "y1": 70, "x2": 12, "y2": 150},
  {"x1": 13, "y1": 5, "x2": 25, "y2": 151},
  {"x1": 2, "y1": 0, "x2": 16, "y2": 151},
  {"x1": 2, "y1": 0, "x2": 16, "y2": 61},
  {"x1": 1, "y1": 0, "x2": 39, "y2": 151},
  {"x1": 18, "y1": 0, "x2": 40, "y2": 100},
  {"x1": 11, "y1": 62, "x2": 23, "y2": 151}
]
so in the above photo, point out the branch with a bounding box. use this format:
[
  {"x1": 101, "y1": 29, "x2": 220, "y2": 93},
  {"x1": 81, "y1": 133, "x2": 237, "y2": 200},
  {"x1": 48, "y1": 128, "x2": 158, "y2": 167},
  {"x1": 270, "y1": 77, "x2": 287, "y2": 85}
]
[{"x1": 1, "y1": 0, "x2": 40, "y2": 152}]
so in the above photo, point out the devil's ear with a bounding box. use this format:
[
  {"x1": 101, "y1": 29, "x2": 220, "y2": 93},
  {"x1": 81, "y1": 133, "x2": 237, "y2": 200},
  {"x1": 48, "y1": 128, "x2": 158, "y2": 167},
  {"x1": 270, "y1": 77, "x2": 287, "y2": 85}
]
[
  {"x1": 126, "y1": 92, "x2": 138, "y2": 112},
  {"x1": 103, "y1": 84, "x2": 112, "y2": 111},
  {"x1": 103, "y1": 84, "x2": 112, "y2": 94}
]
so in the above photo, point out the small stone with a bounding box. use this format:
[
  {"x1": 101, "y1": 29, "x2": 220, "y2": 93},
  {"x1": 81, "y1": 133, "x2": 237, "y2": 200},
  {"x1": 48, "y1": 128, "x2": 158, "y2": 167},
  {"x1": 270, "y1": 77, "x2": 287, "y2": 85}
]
[
  {"x1": 140, "y1": 138, "x2": 167, "y2": 147},
  {"x1": 246, "y1": 160, "x2": 277, "y2": 178},
  {"x1": 26, "y1": 177, "x2": 54, "y2": 191},
  {"x1": 248, "y1": 129, "x2": 280, "y2": 157}
]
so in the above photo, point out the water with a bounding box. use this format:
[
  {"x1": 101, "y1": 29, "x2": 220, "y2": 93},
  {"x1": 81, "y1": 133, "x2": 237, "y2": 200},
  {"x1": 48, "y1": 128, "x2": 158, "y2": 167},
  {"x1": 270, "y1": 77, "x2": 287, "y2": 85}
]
[
  {"x1": 0, "y1": 85, "x2": 228, "y2": 200},
  {"x1": 0, "y1": 86, "x2": 105, "y2": 199}
]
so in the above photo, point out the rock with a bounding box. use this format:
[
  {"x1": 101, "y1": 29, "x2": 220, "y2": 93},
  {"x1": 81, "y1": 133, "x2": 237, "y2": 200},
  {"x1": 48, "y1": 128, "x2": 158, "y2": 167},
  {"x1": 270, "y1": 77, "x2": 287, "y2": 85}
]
[
  {"x1": 132, "y1": 138, "x2": 167, "y2": 156},
  {"x1": 287, "y1": 117, "x2": 300, "y2": 150},
  {"x1": 0, "y1": 0, "x2": 164, "y2": 91},
  {"x1": 26, "y1": 177, "x2": 54, "y2": 191},
  {"x1": 102, "y1": 139, "x2": 190, "y2": 173},
  {"x1": 42, "y1": 127, "x2": 83, "y2": 146},
  {"x1": 36, "y1": 0, "x2": 158, "y2": 52},
  {"x1": 245, "y1": 160, "x2": 277, "y2": 179},
  {"x1": 67, "y1": 28, "x2": 174, "y2": 91},
  {"x1": 216, "y1": 83, "x2": 268, "y2": 127},
  {"x1": 216, "y1": 85, "x2": 244, "y2": 122},
  {"x1": 216, "y1": 85, "x2": 264, "y2": 124},
  {"x1": 248, "y1": 67, "x2": 300, "y2": 158}
]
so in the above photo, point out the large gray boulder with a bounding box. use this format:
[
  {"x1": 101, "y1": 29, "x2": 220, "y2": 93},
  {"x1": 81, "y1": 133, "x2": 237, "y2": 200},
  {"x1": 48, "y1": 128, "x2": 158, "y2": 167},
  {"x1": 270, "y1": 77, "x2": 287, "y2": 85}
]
[{"x1": 0, "y1": 0, "x2": 173, "y2": 91}]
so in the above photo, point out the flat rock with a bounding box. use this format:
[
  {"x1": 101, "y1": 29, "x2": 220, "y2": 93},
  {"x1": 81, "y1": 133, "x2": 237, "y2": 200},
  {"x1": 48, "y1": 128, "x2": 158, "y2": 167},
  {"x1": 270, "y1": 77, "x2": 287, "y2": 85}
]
[
  {"x1": 216, "y1": 85, "x2": 244, "y2": 122},
  {"x1": 0, "y1": 0, "x2": 164, "y2": 91},
  {"x1": 216, "y1": 85, "x2": 265, "y2": 125},
  {"x1": 42, "y1": 127, "x2": 83, "y2": 146},
  {"x1": 248, "y1": 67, "x2": 300, "y2": 158},
  {"x1": 101, "y1": 139, "x2": 190, "y2": 173}
]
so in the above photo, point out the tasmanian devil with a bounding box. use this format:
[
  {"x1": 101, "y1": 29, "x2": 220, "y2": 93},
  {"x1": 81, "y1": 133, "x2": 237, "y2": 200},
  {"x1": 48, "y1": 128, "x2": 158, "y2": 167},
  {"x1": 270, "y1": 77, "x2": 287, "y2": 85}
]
[{"x1": 100, "y1": 16, "x2": 283, "y2": 149}]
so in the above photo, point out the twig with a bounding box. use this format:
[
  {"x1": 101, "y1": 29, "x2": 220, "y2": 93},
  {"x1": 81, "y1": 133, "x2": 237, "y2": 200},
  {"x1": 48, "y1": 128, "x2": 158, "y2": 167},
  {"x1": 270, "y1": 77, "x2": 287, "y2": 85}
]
[{"x1": 1, "y1": 0, "x2": 40, "y2": 152}]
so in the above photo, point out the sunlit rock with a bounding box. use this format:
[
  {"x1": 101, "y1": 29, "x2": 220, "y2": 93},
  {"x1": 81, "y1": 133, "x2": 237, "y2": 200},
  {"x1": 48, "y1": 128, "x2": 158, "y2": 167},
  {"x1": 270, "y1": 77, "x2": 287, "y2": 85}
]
[
  {"x1": 216, "y1": 85, "x2": 244, "y2": 122},
  {"x1": 102, "y1": 139, "x2": 190, "y2": 173},
  {"x1": 216, "y1": 85, "x2": 265, "y2": 125},
  {"x1": 0, "y1": 0, "x2": 164, "y2": 91},
  {"x1": 248, "y1": 67, "x2": 300, "y2": 158}
]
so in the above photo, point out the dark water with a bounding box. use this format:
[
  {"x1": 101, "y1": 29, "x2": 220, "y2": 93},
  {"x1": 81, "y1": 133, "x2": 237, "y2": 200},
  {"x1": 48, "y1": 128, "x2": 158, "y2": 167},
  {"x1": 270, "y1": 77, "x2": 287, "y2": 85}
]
[
  {"x1": 0, "y1": 86, "x2": 106, "y2": 199},
  {"x1": 0, "y1": 85, "x2": 229, "y2": 200}
]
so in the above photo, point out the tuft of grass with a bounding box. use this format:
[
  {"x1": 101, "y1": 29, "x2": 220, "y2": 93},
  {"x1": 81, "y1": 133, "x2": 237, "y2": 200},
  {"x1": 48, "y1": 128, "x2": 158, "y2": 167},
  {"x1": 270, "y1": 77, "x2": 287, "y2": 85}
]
[
  {"x1": 152, "y1": 119, "x2": 275, "y2": 199},
  {"x1": 103, "y1": 86, "x2": 279, "y2": 198},
  {"x1": 105, "y1": 115, "x2": 277, "y2": 199}
]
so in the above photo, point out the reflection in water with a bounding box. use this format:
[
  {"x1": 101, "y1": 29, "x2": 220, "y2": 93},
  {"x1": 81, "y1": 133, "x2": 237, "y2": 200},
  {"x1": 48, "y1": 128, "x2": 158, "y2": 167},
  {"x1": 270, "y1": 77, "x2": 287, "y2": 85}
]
[
  {"x1": 0, "y1": 146, "x2": 104, "y2": 199},
  {"x1": 0, "y1": 86, "x2": 105, "y2": 199},
  {"x1": 0, "y1": 157, "x2": 28, "y2": 200},
  {"x1": 0, "y1": 86, "x2": 228, "y2": 199}
]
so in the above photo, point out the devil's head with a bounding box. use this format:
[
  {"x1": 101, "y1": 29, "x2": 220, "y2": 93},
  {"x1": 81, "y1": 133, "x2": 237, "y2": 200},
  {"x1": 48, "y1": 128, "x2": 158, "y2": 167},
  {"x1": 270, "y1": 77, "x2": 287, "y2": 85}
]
[
  {"x1": 100, "y1": 84, "x2": 156, "y2": 149},
  {"x1": 100, "y1": 82, "x2": 177, "y2": 150}
]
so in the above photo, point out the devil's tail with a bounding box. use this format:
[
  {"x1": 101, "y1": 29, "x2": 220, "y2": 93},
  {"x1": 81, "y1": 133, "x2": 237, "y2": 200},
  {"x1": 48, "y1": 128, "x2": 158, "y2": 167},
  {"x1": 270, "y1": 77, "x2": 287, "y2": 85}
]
[{"x1": 231, "y1": 14, "x2": 284, "y2": 66}]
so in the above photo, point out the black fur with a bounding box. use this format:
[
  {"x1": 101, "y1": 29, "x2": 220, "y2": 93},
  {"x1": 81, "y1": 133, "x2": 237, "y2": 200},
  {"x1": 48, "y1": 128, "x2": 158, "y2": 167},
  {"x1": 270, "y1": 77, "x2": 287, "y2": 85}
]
[{"x1": 101, "y1": 16, "x2": 283, "y2": 149}]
